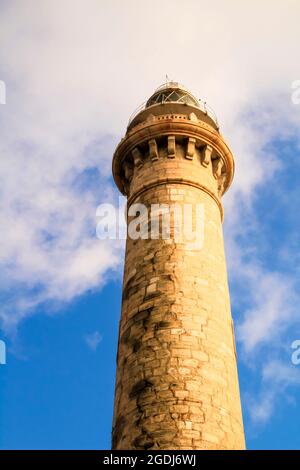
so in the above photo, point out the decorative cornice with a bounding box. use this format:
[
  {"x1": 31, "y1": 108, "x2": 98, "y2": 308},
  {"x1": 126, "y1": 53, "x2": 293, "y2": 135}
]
[{"x1": 112, "y1": 117, "x2": 234, "y2": 198}]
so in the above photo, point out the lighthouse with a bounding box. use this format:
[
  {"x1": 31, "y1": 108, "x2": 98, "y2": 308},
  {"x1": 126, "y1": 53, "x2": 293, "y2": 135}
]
[{"x1": 111, "y1": 82, "x2": 245, "y2": 450}]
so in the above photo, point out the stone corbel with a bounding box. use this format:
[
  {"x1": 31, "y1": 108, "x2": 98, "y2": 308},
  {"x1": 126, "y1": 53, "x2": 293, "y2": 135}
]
[
  {"x1": 212, "y1": 157, "x2": 223, "y2": 179},
  {"x1": 186, "y1": 137, "x2": 196, "y2": 160},
  {"x1": 123, "y1": 160, "x2": 134, "y2": 194},
  {"x1": 218, "y1": 173, "x2": 227, "y2": 196},
  {"x1": 167, "y1": 135, "x2": 176, "y2": 158},
  {"x1": 149, "y1": 139, "x2": 159, "y2": 161},
  {"x1": 202, "y1": 144, "x2": 212, "y2": 167},
  {"x1": 132, "y1": 147, "x2": 143, "y2": 167}
]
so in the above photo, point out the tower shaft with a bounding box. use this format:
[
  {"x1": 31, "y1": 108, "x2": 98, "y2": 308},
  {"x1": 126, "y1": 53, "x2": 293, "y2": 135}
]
[{"x1": 112, "y1": 84, "x2": 245, "y2": 450}]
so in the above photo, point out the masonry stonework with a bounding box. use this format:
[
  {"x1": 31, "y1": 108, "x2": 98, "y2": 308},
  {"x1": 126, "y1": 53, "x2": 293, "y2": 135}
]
[{"x1": 111, "y1": 83, "x2": 245, "y2": 450}]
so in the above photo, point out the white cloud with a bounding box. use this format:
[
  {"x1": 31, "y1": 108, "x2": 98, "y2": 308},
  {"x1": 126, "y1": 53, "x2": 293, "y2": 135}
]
[
  {"x1": 85, "y1": 331, "x2": 103, "y2": 351},
  {"x1": 248, "y1": 360, "x2": 300, "y2": 424},
  {"x1": 1, "y1": 1, "x2": 300, "y2": 425},
  {"x1": 233, "y1": 260, "x2": 299, "y2": 353},
  {"x1": 249, "y1": 389, "x2": 276, "y2": 425}
]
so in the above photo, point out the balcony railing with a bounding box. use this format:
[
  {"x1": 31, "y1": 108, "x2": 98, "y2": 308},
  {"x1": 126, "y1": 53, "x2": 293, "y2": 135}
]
[{"x1": 128, "y1": 98, "x2": 219, "y2": 129}]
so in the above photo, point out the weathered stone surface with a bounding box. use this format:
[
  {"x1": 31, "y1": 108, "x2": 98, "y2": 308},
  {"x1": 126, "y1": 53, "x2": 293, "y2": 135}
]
[{"x1": 111, "y1": 84, "x2": 245, "y2": 450}]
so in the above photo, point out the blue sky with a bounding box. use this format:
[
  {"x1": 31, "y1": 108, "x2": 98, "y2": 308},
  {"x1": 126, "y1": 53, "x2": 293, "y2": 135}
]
[
  {"x1": 0, "y1": 283, "x2": 120, "y2": 450},
  {"x1": 1, "y1": 0, "x2": 300, "y2": 449}
]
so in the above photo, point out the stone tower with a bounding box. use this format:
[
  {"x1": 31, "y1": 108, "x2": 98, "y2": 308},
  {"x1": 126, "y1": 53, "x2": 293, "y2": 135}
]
[{"x1": 111, "y1": 82, "x2": 245, "y2": 450}]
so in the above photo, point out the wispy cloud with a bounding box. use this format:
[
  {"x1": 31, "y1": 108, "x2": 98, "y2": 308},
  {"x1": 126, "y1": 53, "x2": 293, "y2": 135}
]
[
  {"x1": 248, "y1": 360, "x2": 300, "y2": 424},
  {"x1": 84, "y1": 331, "x2": 103, "y2": 351},
  {"x1": 236, "y1": 267, "x2": 298, "y2": 353},
  {"x1": 1, "y1": 0, "x2": 300, "y2": 429}
]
